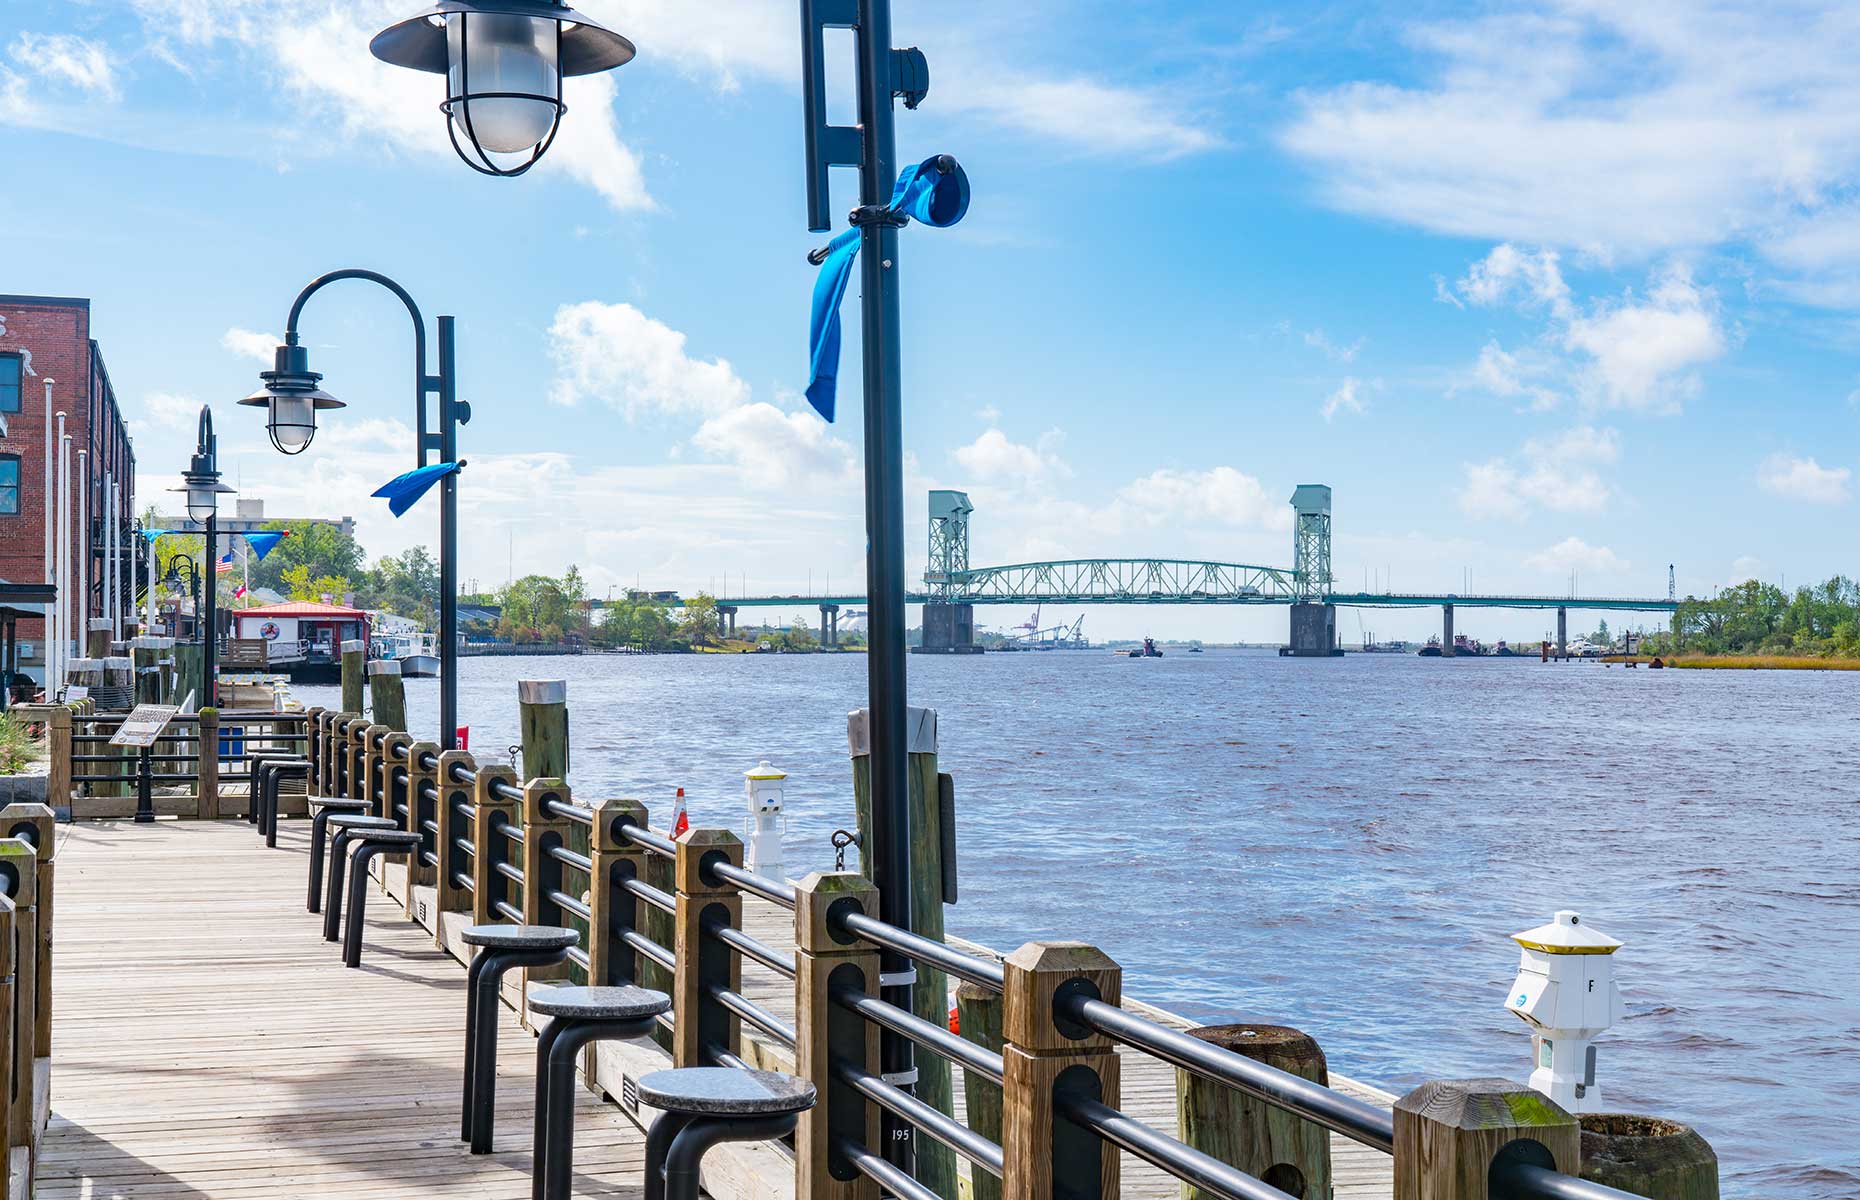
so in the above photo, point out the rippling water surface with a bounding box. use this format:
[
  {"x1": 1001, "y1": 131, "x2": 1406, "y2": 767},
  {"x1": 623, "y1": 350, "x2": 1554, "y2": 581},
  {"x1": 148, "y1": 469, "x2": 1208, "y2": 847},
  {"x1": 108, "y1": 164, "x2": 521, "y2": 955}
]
[{"x1": 302, "y1": 649, "x2": 1860, "y2": 1197}]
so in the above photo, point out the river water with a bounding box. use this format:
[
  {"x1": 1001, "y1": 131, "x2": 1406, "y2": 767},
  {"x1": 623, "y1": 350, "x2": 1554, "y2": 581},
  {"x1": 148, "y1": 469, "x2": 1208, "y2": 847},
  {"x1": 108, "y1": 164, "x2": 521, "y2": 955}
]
[{"x1": 300, "y1": 649, "x2": 1860, "y2": 1198}]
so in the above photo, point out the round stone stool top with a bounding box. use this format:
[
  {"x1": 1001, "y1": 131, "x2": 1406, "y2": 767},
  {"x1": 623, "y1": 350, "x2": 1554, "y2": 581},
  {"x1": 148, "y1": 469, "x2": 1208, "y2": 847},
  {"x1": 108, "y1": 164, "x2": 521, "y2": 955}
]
[
  {"x1": 308, "y1": 797, "x2": 372, "y2": 812},
  {"x1": 326, "y1": 814, "x2": 399, "y2": 831},
  {"x1": 637, "y1": 1068, "x2": 816, "y2": 1116},
  {"x1": 350, "y1": 828, "x2": 423, "y2": 847},
  {"x1": 462, "y1": 924, "x2": 580, "y2": 951},
  {"x1": 526, "y1": 984, "x2": 670, "y2": 1021}
]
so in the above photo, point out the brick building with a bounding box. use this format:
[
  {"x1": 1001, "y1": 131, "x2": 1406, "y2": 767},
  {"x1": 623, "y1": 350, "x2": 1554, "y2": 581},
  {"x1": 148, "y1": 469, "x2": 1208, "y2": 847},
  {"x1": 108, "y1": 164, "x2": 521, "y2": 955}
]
[{"x1": 0, "y1": 295, "x2": 137, "y2": 680}]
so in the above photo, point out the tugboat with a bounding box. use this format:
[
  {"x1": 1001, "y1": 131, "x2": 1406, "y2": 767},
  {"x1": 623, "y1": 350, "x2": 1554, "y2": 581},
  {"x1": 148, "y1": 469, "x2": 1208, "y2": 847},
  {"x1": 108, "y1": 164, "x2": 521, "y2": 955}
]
[
  {"x1": 1418, "y1": 636, "x2": 1442, "y2": 657},
  {"x1": 1127, "y1": 637, "x2": 1164, "y2": 658}
]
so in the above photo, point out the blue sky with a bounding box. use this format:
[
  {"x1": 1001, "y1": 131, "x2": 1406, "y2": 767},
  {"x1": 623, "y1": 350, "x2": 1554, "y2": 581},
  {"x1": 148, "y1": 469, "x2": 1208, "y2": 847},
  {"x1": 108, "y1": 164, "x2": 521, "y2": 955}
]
[{"x1": 3, "y1": 0, "x2": 1858, "y2": 642}]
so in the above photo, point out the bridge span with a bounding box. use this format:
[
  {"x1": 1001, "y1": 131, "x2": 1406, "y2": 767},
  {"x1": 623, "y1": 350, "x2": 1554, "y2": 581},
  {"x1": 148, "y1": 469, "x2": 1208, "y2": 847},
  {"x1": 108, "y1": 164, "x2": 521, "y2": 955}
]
[{"x1": 681, "y1": 486, "x2": 1678, "y2": 656}]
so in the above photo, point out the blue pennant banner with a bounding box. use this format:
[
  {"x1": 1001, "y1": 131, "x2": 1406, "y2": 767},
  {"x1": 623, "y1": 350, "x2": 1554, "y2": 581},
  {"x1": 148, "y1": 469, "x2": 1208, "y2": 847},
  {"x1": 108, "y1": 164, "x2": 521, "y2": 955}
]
[
  {"x1": 805, "y1": 155, "x2": 971, "y2": 422},
  {"x1": 372, "y1": 461, "x2": 463, "y2": 517}
]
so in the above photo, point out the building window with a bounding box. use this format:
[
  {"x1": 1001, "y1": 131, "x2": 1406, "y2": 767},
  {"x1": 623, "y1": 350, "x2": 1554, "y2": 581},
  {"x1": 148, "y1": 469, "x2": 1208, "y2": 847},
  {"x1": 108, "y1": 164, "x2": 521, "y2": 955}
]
[
  {"x1": 0, "y1": 456, "x2": 17, "y2": 515},
  {"x1": 0, "y1": 355, "x2": 19, "y2": 414}
]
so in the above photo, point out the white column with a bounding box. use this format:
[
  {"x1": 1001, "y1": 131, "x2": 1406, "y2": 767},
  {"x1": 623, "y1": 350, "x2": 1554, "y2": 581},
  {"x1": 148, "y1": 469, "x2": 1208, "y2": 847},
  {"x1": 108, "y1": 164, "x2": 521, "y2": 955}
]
[
  {"x1": 146, "y1": 531, "x2": 157, "y2": 638},
  {"x1": 41, "y1": 382, "x2": 53, "y2": 588},
  {"x1": 77, "y1": 449, "x2": 89, "y2": 636},
  {"x1": 54, "y1": 422, "x2": 69, "y2": 691},
  {"x1": 105, "y1": 472, "x2": 117, "y2": 637}
]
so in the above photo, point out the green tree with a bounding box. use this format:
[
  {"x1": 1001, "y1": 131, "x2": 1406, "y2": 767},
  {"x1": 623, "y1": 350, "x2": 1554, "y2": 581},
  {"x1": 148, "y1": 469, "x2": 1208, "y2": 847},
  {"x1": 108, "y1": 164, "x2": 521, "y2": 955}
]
[
  {"x1": 247, "y1": 521, "x2": 367, "y2": 596},
  {"x1": 680, "y1": 593, "x2": 720, "y2": 647}
]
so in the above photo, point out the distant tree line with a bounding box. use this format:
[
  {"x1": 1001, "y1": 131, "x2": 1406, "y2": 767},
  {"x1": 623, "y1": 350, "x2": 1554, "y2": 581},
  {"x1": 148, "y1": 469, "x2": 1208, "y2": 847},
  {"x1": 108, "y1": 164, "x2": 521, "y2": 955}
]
[{"x1": 1639, "y1": 577, "x2": 1860, "y2": 657}]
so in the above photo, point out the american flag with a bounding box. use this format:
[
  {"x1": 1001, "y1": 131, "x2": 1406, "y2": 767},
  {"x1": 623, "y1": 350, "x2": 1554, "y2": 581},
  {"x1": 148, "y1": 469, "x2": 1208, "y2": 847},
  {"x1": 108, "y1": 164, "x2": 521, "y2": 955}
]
[{"x1": 216, "y1": 554, "x2": 236, "y2": 574}]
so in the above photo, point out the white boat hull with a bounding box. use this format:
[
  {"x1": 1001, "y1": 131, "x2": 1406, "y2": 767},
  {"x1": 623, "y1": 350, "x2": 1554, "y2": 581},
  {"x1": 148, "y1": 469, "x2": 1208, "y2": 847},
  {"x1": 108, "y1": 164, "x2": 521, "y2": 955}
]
[{"x1": 398, "y1": 654, "x2": 441, "y2": 678}]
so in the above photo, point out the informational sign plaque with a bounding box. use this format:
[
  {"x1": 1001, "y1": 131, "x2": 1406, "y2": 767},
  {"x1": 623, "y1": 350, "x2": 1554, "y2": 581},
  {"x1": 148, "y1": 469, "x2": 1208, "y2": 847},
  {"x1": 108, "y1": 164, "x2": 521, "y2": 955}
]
[{"x1": 110, "y1": 704, "x2": 181, "y2": 747}]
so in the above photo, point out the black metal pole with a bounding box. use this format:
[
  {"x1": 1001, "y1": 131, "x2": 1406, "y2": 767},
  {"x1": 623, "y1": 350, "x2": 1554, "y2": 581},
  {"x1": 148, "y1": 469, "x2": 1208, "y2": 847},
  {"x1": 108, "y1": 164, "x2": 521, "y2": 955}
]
[
  {"x1": 438, "y1": 316, "x2": 460, "y2": 751},
  {"x1": 135, "y1": 745, "x2": 154, "y2": 823},
  {"x1": 854, "y1": 0, "x2": 916, "y2": 1174},
  {"x1": 203, "y1": 511, "x2": 218, "y2": 708}
]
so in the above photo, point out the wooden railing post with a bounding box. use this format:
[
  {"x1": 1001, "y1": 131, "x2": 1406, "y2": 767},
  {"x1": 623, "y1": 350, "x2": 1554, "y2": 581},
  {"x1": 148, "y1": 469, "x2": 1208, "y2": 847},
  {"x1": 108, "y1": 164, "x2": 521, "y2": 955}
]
[
  {"x1": 673, "y1": 828, "x2": 742, "y2": 1068},
  {"x1": 406, "y1": 740, "x2": 440, "y2": 901},
  {"x1": 957, "y1": 982, "x2": 1004, "y2": 1200},
  {"x1": 1001, "y1": 941, "x2": 1122, "y2": 1200},
  {"x1": 0, "y1": 838, "x2": 37, "y2": 1168},
  {"x1": 1179, "y1": 1024, "x2": 1332, "y2": 1200},
  {"x1": 337, "y1": 716, "x2": 360, "y2": 801},
  {"x1": 345, "y1": 717, "x2": 367, "y2": 802},
  {"x1": 793, "y1": 872, "x2": 880, "y2": 1200},
  {"x1": 0, "y1": 898, "x2": 15, "y2": 1179},
  {"x1": 380, "y1": 732, "x2": 415, "y2": 903},
  {"x1": 362, "y1": 724, "x2": 391, "y2": 818},
  {"x1": 196, "y1": 708, "x2": 220, "y2": 820},
  {"x1": 433, "y1": 750, "x2": 478, "y2": 944},
  {"x1": 304, "y1": 706, "x2": 325, "y2": 797},
  {"x1": 586, "y1": 799, "x2": 649, "y2": 989},
  {"x1": 46, "y1": 708, "x2": 71, "y2": 813},
  {"x1": 1392, "y1": 1079, "x2": 1578, "y2": 1200},
  {"x1": 471, "y1": 765, "x2": 520, "y2": 928},
  {"x1": 522, "y1": 778, "x2": 573, "y2": 997},
  {"x1": 0, "y1": 805, "x2": 54, "y2": 1063}
]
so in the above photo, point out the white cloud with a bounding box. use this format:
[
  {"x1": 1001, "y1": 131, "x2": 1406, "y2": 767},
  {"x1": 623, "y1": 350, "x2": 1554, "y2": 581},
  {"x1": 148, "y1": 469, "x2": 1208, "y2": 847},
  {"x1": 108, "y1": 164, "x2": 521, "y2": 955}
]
[
  {"x1": 1320, "y1": 378, "x2": 1367, "y2": 422},
  {"x1": 547, "y1": 301, "x2": 749, "y2": 418},
  {"x1": 1112, "y1": 467, "x2": 1290, "y2": 531},
  {"x1": 1728, "y1": 554, "x2": 1764, "y2": 585},
  {"x1": 221, "y1": 327, "x2": 277, "y2": 363},
  {"x1": 1278, "y1": 3, "x2": 1860, "y2": 269},
  {"x1": 8, "y1": 32, "x2": 117, "y2": 100},
  {"x1": 1524, "y1": 536, "x2": 1628, "y2": 575},
  {"x1": 1756, "y1": 453, "x2": 1851, "y2": 504},
  {"x1": 940, "y1": 69, "x2": 1219, "y2": 160},
  {"x1": 1303, "y1": 329, "x2": 1361, "y2": 363},
  {"x1": 131, "y1": 391, "x2": 203, "y2": 438},
  {"x1": 1458, "y1": 426, "x2": 1620, "y2": 520},
  {"x1": 690, "y1": 402, "x2": 855, "y2": 490},
  {"x1": 1561, "y1": 266, "x2": 1725, "y2": 411},
  {"x1": 1450, "y1": 252, "x2": 1726, "y2": 414},
  {"x1": 1456, "y1": 244, "x2": 1572, "y2": 317},
  {"x1": 952, "y1": 427, "x2": 1070, "y2": 488}
]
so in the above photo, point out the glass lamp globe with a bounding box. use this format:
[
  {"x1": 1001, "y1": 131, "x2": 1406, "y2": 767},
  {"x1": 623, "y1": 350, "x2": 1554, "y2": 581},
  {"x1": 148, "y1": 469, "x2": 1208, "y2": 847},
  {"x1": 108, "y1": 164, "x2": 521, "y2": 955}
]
[
  {"x1": 186, "y1": 485, "x2": 218, "y2": 524},
  {"x1": 267, "y1": 394, "x2": 318, "y2": 454},
  {"x1": 446, "y1": 12, "x2": 560, "y2": 153}
]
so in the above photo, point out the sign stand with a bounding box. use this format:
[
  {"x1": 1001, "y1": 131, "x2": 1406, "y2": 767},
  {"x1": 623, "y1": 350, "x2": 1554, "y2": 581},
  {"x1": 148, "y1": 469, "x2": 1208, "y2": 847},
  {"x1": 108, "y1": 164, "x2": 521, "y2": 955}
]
[{"x1": 111, "y1": 704, "x2": 182, "y2": 824}]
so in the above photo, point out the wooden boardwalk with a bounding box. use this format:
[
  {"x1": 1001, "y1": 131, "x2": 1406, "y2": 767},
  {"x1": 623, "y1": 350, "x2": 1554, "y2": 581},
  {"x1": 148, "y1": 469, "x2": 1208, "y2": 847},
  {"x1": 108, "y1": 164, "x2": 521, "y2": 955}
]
[
  {"x1": 39, "y1": 818, "x2": 1394, "y2": 1200},
  {"x1": 39, "y1": 820, "x2": 653, "y2": 1199}
]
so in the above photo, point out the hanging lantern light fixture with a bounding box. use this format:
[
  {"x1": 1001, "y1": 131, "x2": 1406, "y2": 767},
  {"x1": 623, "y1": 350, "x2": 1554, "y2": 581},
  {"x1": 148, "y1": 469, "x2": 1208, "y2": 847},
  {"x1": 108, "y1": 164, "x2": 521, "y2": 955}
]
[{"x1": 369, "y1": 1, "x2": 636, "y2": 177}]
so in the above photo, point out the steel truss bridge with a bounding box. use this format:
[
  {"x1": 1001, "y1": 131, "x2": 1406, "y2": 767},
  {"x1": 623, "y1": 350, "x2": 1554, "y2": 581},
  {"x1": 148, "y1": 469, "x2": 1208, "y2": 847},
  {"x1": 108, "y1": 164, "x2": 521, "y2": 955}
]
[{"x1": 701, "y1": 560, "x2": 1678, "y2": 614}]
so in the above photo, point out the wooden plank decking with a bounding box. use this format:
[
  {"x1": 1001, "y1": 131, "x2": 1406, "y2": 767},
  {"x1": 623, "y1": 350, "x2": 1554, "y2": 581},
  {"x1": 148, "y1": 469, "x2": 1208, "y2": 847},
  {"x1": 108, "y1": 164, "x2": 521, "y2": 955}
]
[
  {"x1": 39, "y1": 820, "x2": 652, "y2": 1199},
  {"x1": 39, "y1": 818, "x2": 1395, "y2": 1200}
]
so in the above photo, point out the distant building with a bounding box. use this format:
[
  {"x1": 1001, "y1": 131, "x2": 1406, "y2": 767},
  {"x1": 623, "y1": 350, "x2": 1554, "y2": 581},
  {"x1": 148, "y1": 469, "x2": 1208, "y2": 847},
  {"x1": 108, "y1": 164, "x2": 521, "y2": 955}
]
[
  {"x1": 0, "y1": 294, "x2": 138, "y2": 680},
  {"x1": 153, "y1": 497, "x2": 355, "y2": 538}
]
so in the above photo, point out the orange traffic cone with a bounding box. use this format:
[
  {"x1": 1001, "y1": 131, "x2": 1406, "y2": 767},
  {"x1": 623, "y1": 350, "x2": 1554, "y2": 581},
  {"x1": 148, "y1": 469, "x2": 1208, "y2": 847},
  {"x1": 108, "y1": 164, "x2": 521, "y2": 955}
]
[{"x1": 671, "y1": 787, "x2": 690, "y2": 839}]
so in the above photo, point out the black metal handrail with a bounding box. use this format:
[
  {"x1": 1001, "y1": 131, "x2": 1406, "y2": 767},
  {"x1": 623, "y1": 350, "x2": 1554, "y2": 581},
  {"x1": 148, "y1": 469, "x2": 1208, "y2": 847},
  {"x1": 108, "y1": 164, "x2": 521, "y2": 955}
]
[
  {"x1": 492, "y1": 899, "x2": 522, "y2": 922},
  {"x1": 492, "y1": 860, "x2": 524, "y2": 886},
  {"x1": 622, "y1": 929, "x2": 675, "y2": 971},
  {"x1": 1062, "y1": 992, "x2": 1393, "y2": 1152},
  {"x1": 620, "y1": 875, "x2": 675, "y2": 914},
  {"x1": 500, "y1": 823, "x2": 525, "y2": 847},
  {"x1": 835, "y1": 1138, "x2": 941, "y2": 1200},
  {"x1": 1060, "y1": 1091, "x2": 1294, "y2": 1200},
  {"x1": 489, "y1": 776, "x2": 524, "y2": 805},
  {"x1": 546, "y1": 887, "x2": 592, "y2": 922},
  {"x1": 542, "y1": 797, "x2": 593, "y2": 825},
  {"x1": 616, "y1": 820, "x2": 676, "y2": 859},
  {"x1": 711, "y1": 861, "x2": 797, "y2": 909},
  {"x1": 836, "y1": 909, "x2": 1006, "y2": 992},
  {"x1": 835, "y1": 1059, "x2": 1004, "y2": 1177},
  {"x1": 707, "y1": 983, "x2": 797, "y2": 1047},
  {"x1": 452, "y1": 800, "x2": 475, "y2": 825},
  {"x1": 706, "y1": 922, "x2": 795, "y2": 979},
  {"x1": 547, "y1": 844, "x2": 593, "y2": 875},
  {"x1": 419, "y1": 749, "x2": 440, "y2": 771},
  {"x1": 833, "y1": 987, "x2": 1002, "y2": 1084}
]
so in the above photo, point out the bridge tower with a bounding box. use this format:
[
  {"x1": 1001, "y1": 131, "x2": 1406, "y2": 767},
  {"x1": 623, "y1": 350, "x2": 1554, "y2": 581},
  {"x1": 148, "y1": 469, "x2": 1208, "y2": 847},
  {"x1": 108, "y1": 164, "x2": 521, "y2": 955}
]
[
  {"x1": 916, "y1": 490, "x2": 982, "y2": 653},
  {"x1": 1287, "y1": 485, "x2": 1340, "y2": 656}
]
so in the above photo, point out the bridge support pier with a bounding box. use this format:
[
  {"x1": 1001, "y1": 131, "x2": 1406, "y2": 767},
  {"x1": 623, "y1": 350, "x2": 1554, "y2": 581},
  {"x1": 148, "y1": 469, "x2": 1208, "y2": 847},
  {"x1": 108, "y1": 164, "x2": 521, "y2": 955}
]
[
  {"x1": 1287, "y1": 603, "x2": 1340, "y2": 657},
  {"x1": 913, "y1": 602, "x2": 983, "y2": 654},
  {"x1": 719, "y1": 605, "x2": 737, "y2": 639},
  {"x1": 819, "y1": 604, "x2": 840, "y2": 648},
  {"x1": 1442, "y1": 603, "x2": 1455, "y2": 657},
  {"x1": 1557, "y1": 606, "x2": 1567, "y2": 660}
]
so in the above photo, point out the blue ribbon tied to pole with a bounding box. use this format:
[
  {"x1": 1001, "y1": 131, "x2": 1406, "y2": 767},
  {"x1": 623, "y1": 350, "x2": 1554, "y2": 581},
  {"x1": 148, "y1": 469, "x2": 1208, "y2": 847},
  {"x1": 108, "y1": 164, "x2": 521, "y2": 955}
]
[
  {"x1": 372, "y1": 461, "x2": 464, "y2": 517},
  {"x1": 806, "y1": 155, "x2": 971, "y2": 422}
]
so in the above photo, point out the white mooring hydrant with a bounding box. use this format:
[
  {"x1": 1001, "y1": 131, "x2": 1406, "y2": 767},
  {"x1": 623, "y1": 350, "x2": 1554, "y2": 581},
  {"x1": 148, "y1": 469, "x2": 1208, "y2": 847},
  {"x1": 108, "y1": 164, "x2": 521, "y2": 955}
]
[
  {"x1": 743, "y1": 761, "x2": 788, "y2": 881},
  {"x1": 1505, "y1": 910, "x2": 1624, "y2": 1113}
]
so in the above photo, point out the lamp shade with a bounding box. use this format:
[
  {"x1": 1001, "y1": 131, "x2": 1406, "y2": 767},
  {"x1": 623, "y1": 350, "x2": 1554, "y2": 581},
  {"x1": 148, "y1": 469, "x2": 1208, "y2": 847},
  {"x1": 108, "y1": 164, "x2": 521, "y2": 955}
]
[
  {"x1": 370, "y1": 1, "x2": 634, "y2": 177},
  {"x1": 240, "y1": 343, "x2": 345, "y2": 455}
]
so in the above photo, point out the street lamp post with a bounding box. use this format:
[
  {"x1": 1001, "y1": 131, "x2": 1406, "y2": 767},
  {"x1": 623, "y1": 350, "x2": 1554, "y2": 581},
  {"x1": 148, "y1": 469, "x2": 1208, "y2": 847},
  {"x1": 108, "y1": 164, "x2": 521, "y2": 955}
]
[
  {"x1": 160, "y1": 555, "x2": 202, "y2": 643},
  {"x1": 171, "y1": 408, "x2": 235, "y2": 707},
  {"x1": 241, "y1": 271, "x2": 470, "y2": 749}
]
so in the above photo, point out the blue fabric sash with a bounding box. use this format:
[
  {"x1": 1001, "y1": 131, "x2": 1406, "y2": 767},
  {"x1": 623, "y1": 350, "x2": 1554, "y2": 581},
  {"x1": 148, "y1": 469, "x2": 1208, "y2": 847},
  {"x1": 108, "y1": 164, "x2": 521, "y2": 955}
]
[
  {"x1": 805, "y1": 156, "x2": 971, "y2": 422},
  {"x1": 372, "y1": 461, "x2": 463, "y2": 517}
]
